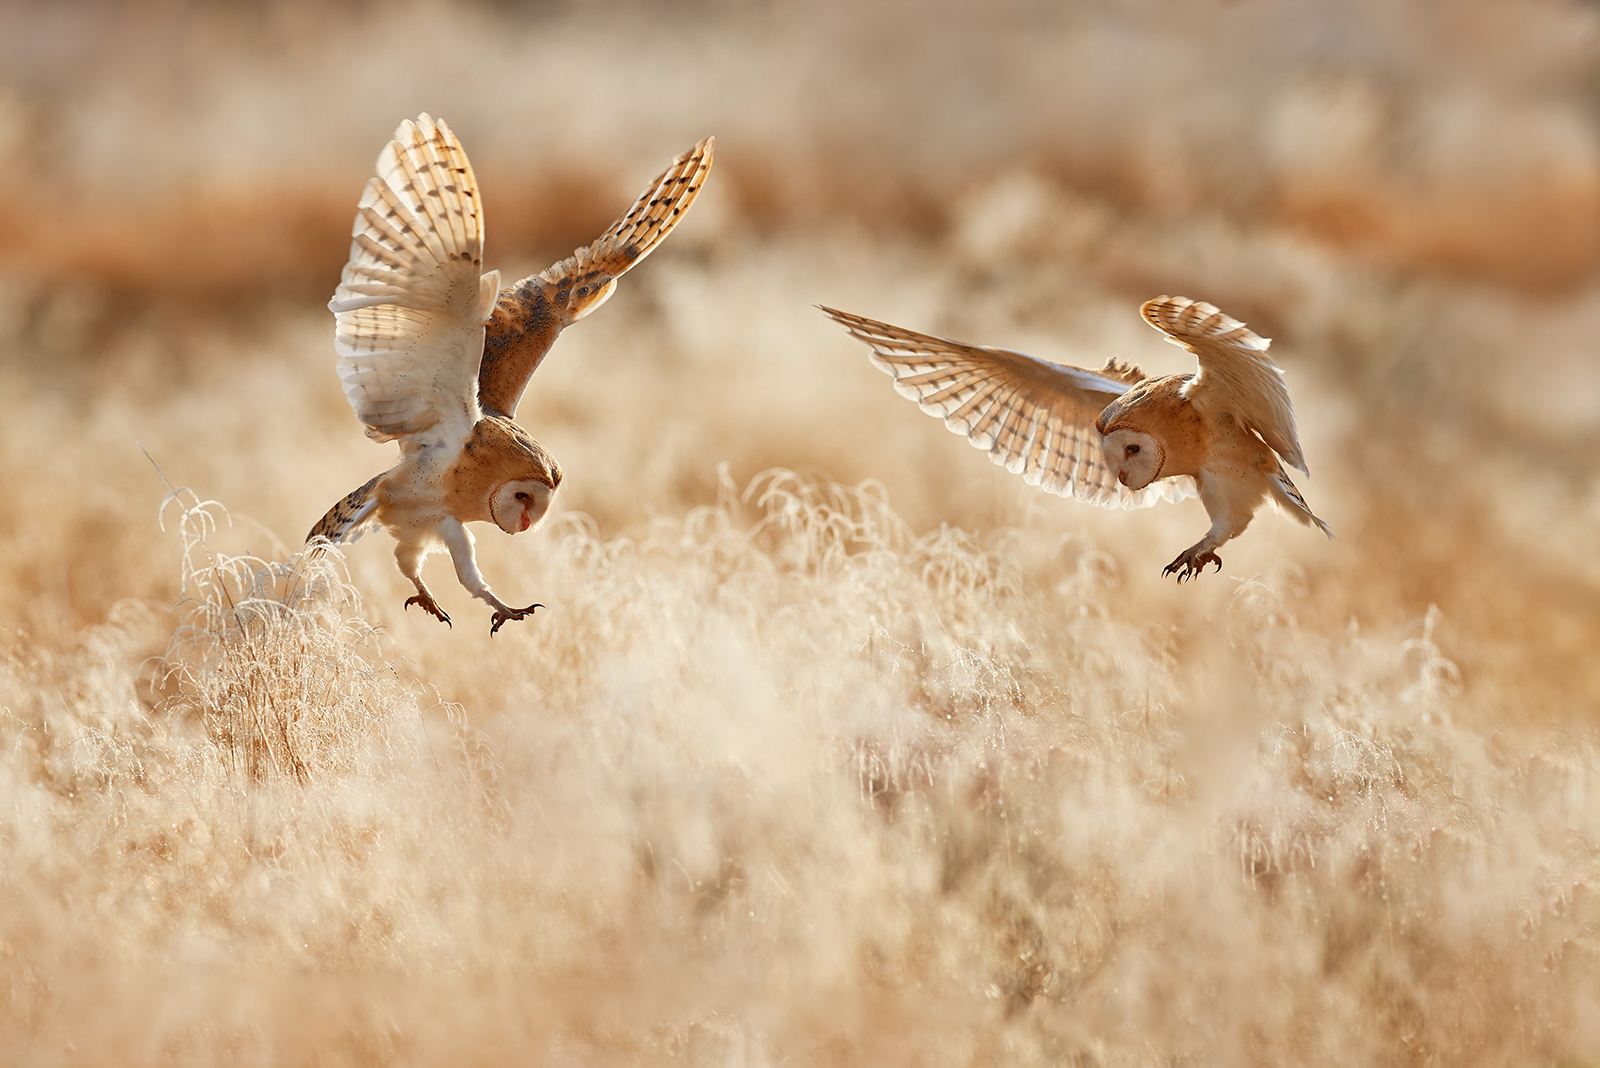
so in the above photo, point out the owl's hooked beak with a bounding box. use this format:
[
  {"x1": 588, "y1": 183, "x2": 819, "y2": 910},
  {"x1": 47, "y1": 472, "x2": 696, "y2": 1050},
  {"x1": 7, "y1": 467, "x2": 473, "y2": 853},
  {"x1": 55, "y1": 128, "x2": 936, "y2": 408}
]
[{"x1": 1117, "y1": 470, "x2": 1128, "y2": 487}]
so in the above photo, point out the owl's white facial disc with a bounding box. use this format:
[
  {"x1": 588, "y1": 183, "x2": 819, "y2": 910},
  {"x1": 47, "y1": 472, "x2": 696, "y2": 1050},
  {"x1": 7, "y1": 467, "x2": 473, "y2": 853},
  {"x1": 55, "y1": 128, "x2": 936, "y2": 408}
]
[
  {"x1": 490, "y1": 480, "x2": 556, "y2": 535},
  {"x1": 1101, "y1": 428, "x2": 1163, "y2": 491}
]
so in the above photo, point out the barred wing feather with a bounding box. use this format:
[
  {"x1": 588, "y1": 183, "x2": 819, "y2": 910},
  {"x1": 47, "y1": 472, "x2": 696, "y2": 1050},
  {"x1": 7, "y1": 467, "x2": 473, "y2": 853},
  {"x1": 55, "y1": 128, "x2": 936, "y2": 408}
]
[
  {"x1": 478, "y1": 136, "x2": 715, "y2": 418},
  {"x1": 821, "y1": 307, "x2": 1195, "y2": 509},
  {"x1": 330, "y1": 113, "x2": 499, "y2": 445}
]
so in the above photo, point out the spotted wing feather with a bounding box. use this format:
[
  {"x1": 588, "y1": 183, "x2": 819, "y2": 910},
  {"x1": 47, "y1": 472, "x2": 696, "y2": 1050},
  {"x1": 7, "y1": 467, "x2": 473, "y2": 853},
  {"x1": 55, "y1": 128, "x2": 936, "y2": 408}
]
[
  {"x1": 330, "y1": 113, "x2": 500, "y2": 445},
  {"x1": 478, "y1": 136, "x2": 715, "y2": 418},
  {"x1": 307, "y1": 474, "x2": 383, "y2": 544},
  {"x1": 821, "y1": 307, "x2": 1196, "y2": 509},
  {"x1": 1268, "y1": 464, "x2": 1333, "y2": 538},
  {"x1": 1141, "y1": 296, "x2": 1308, "y2": 474}
]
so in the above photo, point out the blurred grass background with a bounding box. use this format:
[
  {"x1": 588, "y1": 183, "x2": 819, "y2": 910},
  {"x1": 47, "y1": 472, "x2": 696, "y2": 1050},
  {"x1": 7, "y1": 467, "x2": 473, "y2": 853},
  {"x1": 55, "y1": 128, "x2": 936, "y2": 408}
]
[{"x1": 3, "y1": 0, "x2": 1600, "y2": 1063}]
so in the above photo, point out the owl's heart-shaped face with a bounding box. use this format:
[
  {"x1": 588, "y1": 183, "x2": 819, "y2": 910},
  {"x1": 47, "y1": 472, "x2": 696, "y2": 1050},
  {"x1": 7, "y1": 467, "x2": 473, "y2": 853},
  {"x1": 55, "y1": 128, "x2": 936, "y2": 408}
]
[
  {"x1": 1100, "y1": 428, "x2": 1163, "y2": 491},
  {"x1": 489, "y1": 479, "x2": 556, "y2": 535}
]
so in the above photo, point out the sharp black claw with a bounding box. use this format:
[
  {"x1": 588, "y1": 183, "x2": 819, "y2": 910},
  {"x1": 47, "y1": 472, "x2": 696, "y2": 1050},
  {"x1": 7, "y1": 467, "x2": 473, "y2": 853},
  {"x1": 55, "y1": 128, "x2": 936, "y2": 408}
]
[
  {"x1": 488, "y1": 603, "x2": 544, "y2": 637},
  {"x1": 1163, "y1": 552, "x2": 1222, "y2": 583},
  {"x1": 404, "y1": 594, "x2": 451, "y2": 626}
]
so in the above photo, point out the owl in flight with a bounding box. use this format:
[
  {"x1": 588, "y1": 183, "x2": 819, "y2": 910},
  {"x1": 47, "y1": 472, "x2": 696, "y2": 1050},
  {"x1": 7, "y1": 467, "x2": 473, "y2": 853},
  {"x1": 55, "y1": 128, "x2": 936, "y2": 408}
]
[
  {"x1": 821, "y1": 298, "x2": 1331, "y2": 580},
  {"x1": 308, "y1": 114, "x2": 714, "y2": 632}
]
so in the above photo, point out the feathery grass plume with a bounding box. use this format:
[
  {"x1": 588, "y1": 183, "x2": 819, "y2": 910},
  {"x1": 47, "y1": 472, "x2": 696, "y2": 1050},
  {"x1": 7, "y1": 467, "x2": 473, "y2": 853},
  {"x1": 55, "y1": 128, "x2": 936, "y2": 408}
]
[{"x1": 156, "y1": 488, "x2": 412, "y2": 782}]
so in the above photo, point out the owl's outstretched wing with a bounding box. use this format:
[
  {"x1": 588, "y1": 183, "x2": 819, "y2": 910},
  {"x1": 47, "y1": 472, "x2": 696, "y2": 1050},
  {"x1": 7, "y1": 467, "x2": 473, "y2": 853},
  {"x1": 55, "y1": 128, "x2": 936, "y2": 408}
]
[
  {"x1": 1141, "y1": 296, "x2": 1307, "y2": 474},
  {"x1": 477, "y1": 136, "x2": 716, "y2": 418},
  {"x1": 329, "y1": 113, "x2": 500, "y2": 448},
  {"x1": 822, "y1": 307, "x2": 1196, "y2": 509}
]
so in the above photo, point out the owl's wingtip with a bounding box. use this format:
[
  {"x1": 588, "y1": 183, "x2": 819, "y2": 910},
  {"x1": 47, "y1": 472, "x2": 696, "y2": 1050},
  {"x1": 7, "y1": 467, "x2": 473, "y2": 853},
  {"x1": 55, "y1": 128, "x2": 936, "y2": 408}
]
[{"x1": 684, "y1": 135, "x2": 714, "y2": 163}]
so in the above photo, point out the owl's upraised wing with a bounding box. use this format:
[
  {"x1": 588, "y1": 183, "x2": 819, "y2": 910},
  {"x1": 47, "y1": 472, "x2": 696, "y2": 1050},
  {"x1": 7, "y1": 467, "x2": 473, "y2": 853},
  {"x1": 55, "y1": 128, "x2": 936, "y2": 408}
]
[
  {"x1": 329, "y1": 113, "x2": 500, "y2": 448},
  {"x1": 1141, "y1": 296, "x2": 1307, "y2": 474},
  {"x1": 477, "y1": 136, "x2": 715, "y2": 418},
  {"x1": 822, "y1": 307, "x2": 1196, "y2": 509}
]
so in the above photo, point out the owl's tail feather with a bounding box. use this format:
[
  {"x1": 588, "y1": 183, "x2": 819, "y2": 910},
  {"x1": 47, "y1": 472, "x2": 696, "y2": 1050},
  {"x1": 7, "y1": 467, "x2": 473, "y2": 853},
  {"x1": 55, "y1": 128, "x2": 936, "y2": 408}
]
[
  {"x1": 307, "y1": 474, "x2": 383, "y2": 545},
  {"x1": 1269, "y1": 466, "x2": 1333, "y2": 539}
]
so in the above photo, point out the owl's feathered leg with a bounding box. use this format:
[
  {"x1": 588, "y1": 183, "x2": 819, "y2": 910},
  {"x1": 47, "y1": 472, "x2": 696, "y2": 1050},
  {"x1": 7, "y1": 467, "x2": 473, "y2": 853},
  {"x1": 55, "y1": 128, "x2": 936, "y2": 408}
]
[
  {"x1": 396, "y1": 538, "x2": 451, "y2": 627},
  {"x1": 438, "y1": 519, "x2": 543, "y2": 636},
  {"x1": 1162, "y1": 466, "x2": 1267, "y2": 582}
]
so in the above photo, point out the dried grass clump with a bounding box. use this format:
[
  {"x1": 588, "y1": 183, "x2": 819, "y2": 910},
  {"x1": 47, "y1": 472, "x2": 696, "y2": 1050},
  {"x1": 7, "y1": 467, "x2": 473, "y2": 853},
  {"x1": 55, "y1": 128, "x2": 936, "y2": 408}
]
[{"x1": 156, "y1": 488, "x2": 411, "y2": 782}]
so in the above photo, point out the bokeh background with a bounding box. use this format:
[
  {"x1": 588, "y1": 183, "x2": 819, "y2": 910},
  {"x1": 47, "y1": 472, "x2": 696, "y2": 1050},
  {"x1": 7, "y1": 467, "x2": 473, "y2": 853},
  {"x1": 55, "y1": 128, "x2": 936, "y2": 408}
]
[{"x1": 4, "y1": 0, "x2": 1600, "y2": 1063}]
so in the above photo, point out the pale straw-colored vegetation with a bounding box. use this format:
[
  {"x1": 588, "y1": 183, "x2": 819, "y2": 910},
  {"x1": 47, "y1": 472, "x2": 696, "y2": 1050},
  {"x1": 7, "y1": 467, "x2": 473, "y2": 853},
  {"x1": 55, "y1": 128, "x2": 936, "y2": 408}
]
[{"x1": 3, "y1": 1, "x2": 1600, "y2": 1063}]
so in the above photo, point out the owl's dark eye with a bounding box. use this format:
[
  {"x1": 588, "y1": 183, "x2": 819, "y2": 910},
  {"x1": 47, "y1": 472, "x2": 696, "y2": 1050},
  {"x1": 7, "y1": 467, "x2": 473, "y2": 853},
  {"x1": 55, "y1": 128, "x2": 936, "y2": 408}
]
[
  {"x1": 514, "y1": 492, "x2": 530, "y2": 501},
  {"x1": 1126, "y1": 444, "x2": 1141, "y2": 455}
]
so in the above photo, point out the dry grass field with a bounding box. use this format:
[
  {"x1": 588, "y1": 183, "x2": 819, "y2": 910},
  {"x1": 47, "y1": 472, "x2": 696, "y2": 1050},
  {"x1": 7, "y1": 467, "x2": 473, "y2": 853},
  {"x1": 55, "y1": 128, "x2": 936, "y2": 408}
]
[{"x1": 4, "y1": 0, "x2": 1600, "y2": 1063}]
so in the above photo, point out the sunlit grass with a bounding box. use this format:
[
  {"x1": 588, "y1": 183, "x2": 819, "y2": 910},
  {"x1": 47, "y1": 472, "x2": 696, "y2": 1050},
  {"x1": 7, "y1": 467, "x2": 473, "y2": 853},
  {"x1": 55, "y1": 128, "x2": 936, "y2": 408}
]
[{"x1": 2, "y1": 464, "x2": 1597, "y2": 1063}]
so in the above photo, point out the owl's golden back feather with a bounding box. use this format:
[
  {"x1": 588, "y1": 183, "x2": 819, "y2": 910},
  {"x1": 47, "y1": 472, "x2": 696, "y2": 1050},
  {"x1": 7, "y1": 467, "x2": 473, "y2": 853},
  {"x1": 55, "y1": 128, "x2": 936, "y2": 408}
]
[
  {"x1": 1140, "y1": 296, "x2": 1308, "y2": 474},
  {"x1": 330, "y1": 114, "x2": 500, "y2": 446},
  {"x1": 477, "y1": 136, "x2": 715, "y2": 418},
  {"x1": 821, "y1": 306, "x2": 1196, "y2": 509}
]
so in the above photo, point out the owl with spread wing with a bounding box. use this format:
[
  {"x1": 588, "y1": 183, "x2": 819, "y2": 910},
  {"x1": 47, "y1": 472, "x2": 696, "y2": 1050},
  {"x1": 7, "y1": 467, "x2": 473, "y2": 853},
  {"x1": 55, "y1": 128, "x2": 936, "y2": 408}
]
[
  {"x1": 308, "y1": 114, "x2": 714, "y2": 632},
  {"x1": 821, "y1": 298, "x2": 1330, "y2": 580}
]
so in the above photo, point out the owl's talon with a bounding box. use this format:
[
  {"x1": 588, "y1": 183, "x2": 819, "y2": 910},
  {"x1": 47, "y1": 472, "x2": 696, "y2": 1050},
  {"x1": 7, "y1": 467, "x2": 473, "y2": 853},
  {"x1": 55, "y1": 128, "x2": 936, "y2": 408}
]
[
  {"x1": 489, "y1": 602, "x2": 544, "y2": 636},
  {"x1": 1162, "y1": 550, "x2": 1222, "y2": 583},
  {"x1": 405, "y1": 593, "x2": 452, "y2": 627}
]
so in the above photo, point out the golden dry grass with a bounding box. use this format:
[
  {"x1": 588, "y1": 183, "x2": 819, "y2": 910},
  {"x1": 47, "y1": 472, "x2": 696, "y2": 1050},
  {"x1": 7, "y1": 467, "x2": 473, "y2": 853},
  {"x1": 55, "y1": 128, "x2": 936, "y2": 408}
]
[{"x1": 3, "y1": 0, "x2": 1600, "y2": 1063}]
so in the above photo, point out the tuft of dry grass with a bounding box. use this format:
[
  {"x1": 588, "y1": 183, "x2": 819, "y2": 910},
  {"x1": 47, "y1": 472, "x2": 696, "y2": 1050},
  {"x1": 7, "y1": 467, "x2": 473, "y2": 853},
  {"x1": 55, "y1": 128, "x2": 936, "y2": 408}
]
[{"x1": 157, "y1": 489, "x2": 410, "y2": 783}]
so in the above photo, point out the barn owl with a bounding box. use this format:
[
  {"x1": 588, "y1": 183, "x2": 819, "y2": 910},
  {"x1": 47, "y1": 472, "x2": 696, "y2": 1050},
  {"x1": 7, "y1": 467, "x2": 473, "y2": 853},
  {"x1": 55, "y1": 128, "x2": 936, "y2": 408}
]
[
  {"x1": 307, "y1": 114, "x2": 714, "y2": 631},
  {"x1": 821, "y1": 298, "x2": 1331, "y2": 580}
]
